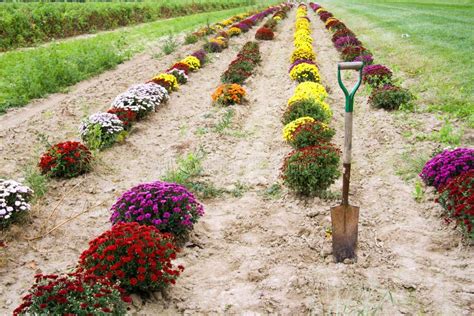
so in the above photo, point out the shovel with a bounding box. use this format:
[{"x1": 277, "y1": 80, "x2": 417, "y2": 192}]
[{"x1": 331, "y1": 61, "x2": 364, "y2": 263}]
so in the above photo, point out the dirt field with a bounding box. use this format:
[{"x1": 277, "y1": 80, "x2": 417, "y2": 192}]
[{"x1": 0, "y1": 8, "x2": 472, "y2": 315}]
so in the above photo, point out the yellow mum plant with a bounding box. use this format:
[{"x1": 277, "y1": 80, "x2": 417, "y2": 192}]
[
  {"x1": 150, "y1": 73, "x2": 179, "y2": 92},
  {"x1": 287, "y1": 82, "x2": 330, "y2": 115},
  {"x1": 181, "y1": 56, "x2": 201, "y2": 71},
  {"x1": 290, "y1": 47, "x2": 316, "y2": 63},
  {"x1": 289, "y1": 63, "x2": 321, "y2": 83},
  {"x1": 227, "y1": 27, "x2": 242, "y2": 37},
  {"x1": 282, "y1": 117, "x2": 315, "y2": 142}
]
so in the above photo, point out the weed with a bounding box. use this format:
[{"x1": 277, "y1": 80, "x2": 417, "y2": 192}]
[
  {"x1": 230, "y1": 181, "x2": 250, "y2": 198},
  {"x1": 412, "y1": 180, "x2": 424, "y2": 203},
  {"x1": 161, "y1": 33, "x2": 179, "y2": 55},
  {"x1": 23, "y1": 165, "x2": 48, "y2": 201},
  {"x1": 195, "y1": 127, "x2": 209, "y2": 136},
  {"x1": 396, "y1": 150, "x2": 430, "y2": 181},
  {"x1": 416, "y1": 116, "x2": 463, "y2": 146},
  {"x1": 262, "y1": 183, "x2": 282, "y2": 200},
  {"x1": 162, "y1": 150, "x2": 223, "y2": 199},
  {"x1": 184, "y1": 33, "x2": 199, "y2": 45},
  {"x1": 213, "y1": 109, "x2": 235, "y2": 133}
]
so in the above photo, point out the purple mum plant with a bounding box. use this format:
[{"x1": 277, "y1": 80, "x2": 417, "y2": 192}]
[
  {"x1": 420, "y1": 148, "x2": 474, "y2": 190},
  {"x1": 191, "y1": 49, "x2": 207, "y2": 65},
  {"x1": 354, "y1": 54, "x2": 374, "y2": 65},
  {"x1": 334, "y1": 36, "x2": 361, "y2": 51},
  {"x1": 362, "y1": 64, "x2": 393, "y2": 86},
  {"x1": 110, "y1": 181, "x2": 204, "y2": 238}
]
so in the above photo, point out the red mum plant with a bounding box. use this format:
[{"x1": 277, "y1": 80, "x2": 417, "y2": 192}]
[
  {"x1": 319, "y1": 12, "x2": 333, "y2": 22},
  {"x1": 255, "y1": 27, "x2": 274, "y2": 40},
  {"x1": 78, "y1": 222, "x2": 184, "y2": 293},
  {"x1": 437, "y1": 170, "x2": 474, "y2": 239},
  {"x1": 166, "y1": 62, "x2": 189, "y2": 75},
  {"x1": 13, "y1": 272, "x2": 130, "y2": 316},
  {"x1": 107, "y1": 108, "x2": 137, "y2": 130},
  {"x1": 39, "y1": 141, "x2": 92, "y2": 178},
  {"x1": 341, "y1": 45, "x2": 369, "y2": 62},
  {"x1": 332, "y1": 28, "x2": 356, "y2": 43},
  {"x1": 288, "y1": 121, "x2": 336, "y2": 149}
]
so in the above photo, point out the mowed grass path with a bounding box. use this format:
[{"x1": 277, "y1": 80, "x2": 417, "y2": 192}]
[
  {"x1": 0, "y1": 2, "x2": 277, "y2": 113},
  {"x1": 318, "y1": 0, "x2": 474, "y2": 125}
]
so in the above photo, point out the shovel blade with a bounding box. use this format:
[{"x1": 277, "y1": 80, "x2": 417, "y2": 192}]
[{"x1": 330, "y1": 205, "x2": 359, "y2": 262}]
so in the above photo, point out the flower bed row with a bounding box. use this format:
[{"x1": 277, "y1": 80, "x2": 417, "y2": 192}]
[
  {"x1": 419, "y1": 148, "x2": 473, "y2": 239},
  {"x1": 212, "y1": 4, "x2": 291, "y2": 106},
  {"x1": 255, "y1": 6, "x2": 289, "y2": 41},
  {"x1": 280, "y1": 4, "x2": 340, "y2": 197},
  {"x1": 309, "y1": 2, "x2": 413, "y2": 111},
  {"x1": 32, "y1": 5, "x2": 280, "y2": 183}
]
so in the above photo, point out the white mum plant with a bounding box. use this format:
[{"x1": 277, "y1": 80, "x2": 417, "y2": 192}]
[
  {"x1": 79, "y1": 112, "x2": 125, "y2": 149},
  {"x1": 166, "y1": 68, "x2": 188, "y2": 84},
  {"x1": 0, "y1": 179, "x2": 33, "y2": 228},
  {"x1": 110, "y1": 83, "x2": 169, "y2": 118}
]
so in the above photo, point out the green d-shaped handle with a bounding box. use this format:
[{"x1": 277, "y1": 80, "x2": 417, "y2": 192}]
[{"x1": 337, "y1": 61, "x2": 364, "y2": 113}]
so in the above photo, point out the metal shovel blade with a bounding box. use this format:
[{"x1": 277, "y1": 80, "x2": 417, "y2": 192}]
[{"x1": 330, "y1": 204, "x2": 359, "y2": 262}]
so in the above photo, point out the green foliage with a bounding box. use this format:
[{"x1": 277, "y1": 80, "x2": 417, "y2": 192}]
[
  {"x1": 82, "y1": 124, "x2": 128, "y2": 151},
  {"x1": 396, "y1": 150, "x2": 431, "y2": 181},
  {"x1": 24, "y1": 165, "x2": 48, "y2": 201},
  {"x1": 214, "y1": 109, "x2": 235, "y2": 133},
  {"x1": 0, "y1": 0, "x2": 258, "y2": 51},
  {"x1": 282, "y1": 145, "x2": 341, "y2": 196},
  {"x1": 184, "y1": 33, "x2": 199, "y2": 44},
  {"x1": 288, "y1": 122, "x2": 336, "y2": 149},
  {"x1": 230, "y1": 181, "x2": 250, "y2": 198},
  {"x1": 369, "y1": 85, "x2": 414, "y2": 110},
  {"x1": 262, "y1": 183, "x2": 282, "y2": 200},
  {"x1": 161, "y1": 34, "x2": 179, "y2": 55},
  {"x1": 412, "y1": 180, "x2": 424, "y2": 202},
  {"x1": 162, "y1": 151, "x2": 223, "y2": 199},
  {"x1": 282, "y1": 99, "x2": 331, "y2": 125}
]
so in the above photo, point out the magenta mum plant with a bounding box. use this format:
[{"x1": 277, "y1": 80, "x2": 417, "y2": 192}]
[
  {"x1": 363, "y1": 64, "x2": 393, "y2": 86},
  {"x1": 420, "y1": 148, "x2": 474, "y2": 190},
  {"x1": 334, "y1": 36, "x2": 361, "y2": 51},
  {"x1": 110, "y1": 181, "x2": 204, "y2": 238}
]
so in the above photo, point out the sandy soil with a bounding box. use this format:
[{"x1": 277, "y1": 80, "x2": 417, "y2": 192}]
[{"x1": 0, "y1": 9, "x2": 472, "y2": 315}]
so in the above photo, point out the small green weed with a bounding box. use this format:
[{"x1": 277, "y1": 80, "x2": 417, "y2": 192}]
[
  {"x1": 214, "y1": 109, "x2": 235, "y2": 133},
  {"x1": 161, "y1": 33, "x2": 179, "y2": 55},
  {"x1": 412, "y1": 180, "x2": 424, "y2": 203},
  {"x1": 230, "y1": 181, "x2": 250, "y2": 198},
  {"x1": 262, "y1": 183, "x2": 282, "y2": 200},
  {"x1": 396, "y1": 150, "x2": 430, "y2": 181}
]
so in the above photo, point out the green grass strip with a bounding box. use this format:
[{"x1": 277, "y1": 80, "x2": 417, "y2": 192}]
[{"x1": 0, "y1": 2, "x2": 278, "y2": 113}]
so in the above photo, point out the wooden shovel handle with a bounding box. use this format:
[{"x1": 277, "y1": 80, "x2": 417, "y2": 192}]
[{"x1": 338, "y1": 61, "x2": 364, "y2": 71}]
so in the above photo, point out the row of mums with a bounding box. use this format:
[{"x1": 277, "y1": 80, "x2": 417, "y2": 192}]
[
  {"x1": 280, "y1": 4, "x2": 341, "y2": 196},
  {"x1": 309, "y1": 2, "x2": 414, "y2": 111},
  {"x1": 212, "y1": 5, "x2": 291, "y2": 106},
  {"x1": 2, "y1": 4, "x2": 291, "y2": 315}
]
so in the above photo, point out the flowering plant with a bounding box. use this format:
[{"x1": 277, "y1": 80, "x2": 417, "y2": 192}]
[
  {"x1": 255, "y1": 27, "x2": 274, "y2": 40},
  {"x1": 420, "y1": 148, "x2": 473, "y2": 189},
  {"x1": 334, "y1": 36, "x2": 361, "y2": 51},
  {"x1": 107, "y1": 108, "x2": 137, "y2": 130},
  {"x1": 227, "y1": 27, "x2": 242, "y2": 37},
  {"x1": 221, "y1": 42, "x2": 261, "y2": 84},
  {"x1": 0, "y1": 179, "x2": 32, "y2": 229},
  {"x1": 150, "y1": 73, "x2": 179, "y2": 92},
  {"x1": 166, "y1": 62, "x2": 190, "y2": 75},
  {"x1": 79, "y1": 222, "x2": 184, "y2": 292},
  {"x1": 289, "y1": 62, "x2": 321, "y2": 83},
  {"x1": 110, "y1": 181, "x2": 204, "y2": 239},
  {"x1": 79, "y1": 112, "x2": 125, "y2": 150},
  {"x1": 204, "y1": 40, "x2": 224, "y2": 53},
  {"x1": 167, "y1": 68, "x2": 188, "y2": 84},
  {"x1": 180, "y1": 56, "x2": 201, "y2": 71},
  {"x1": 341, "y1": 45, "x2": 368, "y2": 61},
  {"x1": 281, "y1": 144, "x2": 341, "y2": 196},
  {"x1": 287, "y1": 121, "x2": 335, "y2": 149},
  {"x1": 294, "y1": 32, "x2": 313, "y2": 44},
  {"x1": 437, "y1": 170, "x2": 473, "y2": 238},
  {"x1": 288, "y1": 82, "x2": 329, "y2": 109},
  {"x1": 289, "y1": 59, "x2": 316, "y2": 73},
  {"x1": 234, "y1": 22, "x2": 250, "y2": 33},
  {"x1": 369, "y1": 84, "x2": 413, "y2": 110},
  {"x1": 13, "y1": 273, "x2": 130, "y2": 316},
  {"x1": 362, "y1": 64, "x2": 392, "y2": 87},
  {"x1": 111, "y1": 83, "x2": 169, "y2": 119},
  {"x1": 282, "y1": 98, "x2": 331, "y2": 125},
  {"x1": 332, "y1": 29, "x2": 356, "y2": 43},
  {"x1": 39, "y1": 141, "x2": 92, "y2": 178},
  {"x1": 319, "y1": 12, "x2": 333, "y2": 22},
  {"x1": 212, "y1": 84, "x2": 246, "y2": 106},
  {"x1": 282, "y1": 117, "x2": 315, "y2": 142},
  {"x1": 354, "y1": 53, "x2": 374, "y2": 65},
  {"x1": 191, "y1": 49, "x2": 207, "y2": 65},
  {"x1": 291, "y1": 47, "x2": 316, "y2": 64}
]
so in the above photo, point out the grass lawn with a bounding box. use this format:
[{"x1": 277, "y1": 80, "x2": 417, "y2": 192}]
[
  {"x1": 0, "y1": 2, "x2": 277, "y2": 113},
  {"x1": 317, "y1": 0, "x2": 474, "y2": 126}
]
